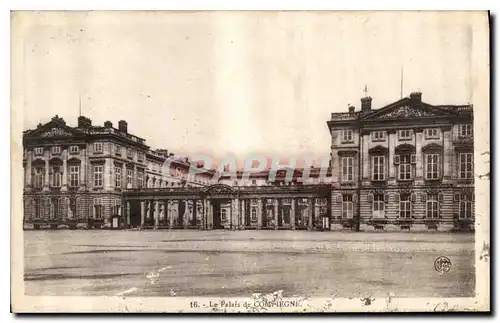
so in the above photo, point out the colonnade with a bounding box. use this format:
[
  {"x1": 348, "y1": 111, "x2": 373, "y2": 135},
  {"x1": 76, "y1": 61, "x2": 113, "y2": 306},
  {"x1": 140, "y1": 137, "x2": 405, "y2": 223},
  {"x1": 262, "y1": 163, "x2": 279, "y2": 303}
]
[{"x1": 122, "y1": 196, "x2": 330, "y2": 230}]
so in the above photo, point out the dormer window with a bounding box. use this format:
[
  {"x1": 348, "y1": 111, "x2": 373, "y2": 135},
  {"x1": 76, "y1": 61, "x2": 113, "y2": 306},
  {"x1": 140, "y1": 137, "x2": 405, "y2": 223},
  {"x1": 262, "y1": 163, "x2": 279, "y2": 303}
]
[
  {"x1": 51, "y1": 146, "x2": 61, "y2": 155},
  {"x1": 341, "y1": 129, "x2": 353, "y2": 143},
  {"x1": 398, "y1": 129, "x2": 412, "y2": 140},
  {"x1": 425, "y1": 128, "x2": 440, "y2": 139},
  {"x1": 69, "y1": 145, "x2": 79, "y2": 154},
  {"x1": 459, "y1": 124, "x2": 473, "y2": 138},
  {"x1": 34, "y1": 147, "x2": 44, "y2": 156},
  {"x1": 94, "y1": 142, "x2": 103, "y2": 153},
  {"x1": 371, "y1": 131, "x2": 385, "y2": 141}
]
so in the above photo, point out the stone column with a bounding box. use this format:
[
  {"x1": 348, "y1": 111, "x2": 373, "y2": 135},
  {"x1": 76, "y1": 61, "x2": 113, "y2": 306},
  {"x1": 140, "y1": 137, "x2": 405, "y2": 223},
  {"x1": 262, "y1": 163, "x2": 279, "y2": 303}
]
[
  {"x1": 274, "y1": 199, "x2": 278, "y2": 230},
  {"x1": 291, "y1": 198, "x2": 296, "y2": 230},
  {"x1": 183, "y1": 200, "x2": 189, "y2": 228},
  {"x1": 308, "y1": 198, "x2": 313, "y2": 230},
  {"x1": 240, "y1": 199, "x2": 245, "y2": 228},
  {"x1": 362, "y1": 133, "x2": 370, "y2": 179},
  {"x1": 168, "y1": 201, "x2": 174, "y2": 228},
  {"x1": 388, "y1": 130, "x2": 396, "y2": 180},
  {"x1": 133, "y1": 165, "x2": 137, "y2": 188},
  {"x1": 126, "y1": 201, "x2": 131, "y2": 226},
  {"x1": 43, "y1": 151, "x2": 50, "y2": 191},
  {"x1": 443, "y1": 126, "x2": 452, "y2": 178},
  {"x1": 61, "y1": 149, "x2": 68, "y2": 191},
  {"x1": 140, "y1": 200, "x2": 145, "y2": 226},
  {"x1": 203, "y1": 199, "x2": 208, "y2": 230},
  {"x1": 26, "y1": 151, "x2": 33, "y2": 188},
  {"x1": 122, "y1": 163, "x2": 126, "y2": 189},
  {"x1": 415, "y1": 128, "x2": 424, "y2": 180},
  {"x1": 232, "y1": 198, "x2": 239, "y2": 230},
  {"x1": 80, "y1": 148, "x2": 86, "y2": 188},
  {"x1": 154, "y1": 201, "x2": 159, "y2": 227},
  {"x1": 207, "y1": 199, "x2": 213, "y2": 229},
  {"x1": 257, "y1": 199, "x2": 263, "y2": 229}
]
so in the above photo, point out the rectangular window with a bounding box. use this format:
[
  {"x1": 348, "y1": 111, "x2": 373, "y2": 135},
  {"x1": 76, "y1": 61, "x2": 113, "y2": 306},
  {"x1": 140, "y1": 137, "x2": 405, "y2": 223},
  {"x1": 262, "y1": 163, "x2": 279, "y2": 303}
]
[
  {"x1": 373, "y1": 194, "x2": 385, "y2": 219},
  {"x1": 425, "y1": 128, "x2": 439, "y2": 139},
  {"x1": 137, "y1": 172, "x2": 143, "y2": 189},
  {"x1": 221, "y1": 208, "x2": 227, "y2": 222},
  {"x1": 137, "y1": 152, "x2": 144, "y2": 161},
  {"x1": 93, "y1": 198, "x2": 103, "y2": 219},
  {"x1": 341, "y1": 129, "x2": 353, "y2": 142},
  {"x1": 93, "y1": 165, "x2": 103, "y2": 187},
  {"x1": 459, "y1": 153, "x2": 473, "y2": 179},
  {"x1": 459, "y1": 124, "x2": 473, "y2": 138},
  {"x1": 398, "y1": 155, "x2": 412, "y2": 180},
  {"x1": 33, "y1": 167, "x2": 44, "y2": 188},
  {"x1": 69, "y1": 165, "x2": 79, "y2": 187},
  {"x1": 127, "y1": 148, "x2": 134, "y2": 159},
  {"x1": 34, "y1": 147, "x2": 44, "y2": 155},
  {"x1": 51, "y1": 166, "x2": 61, "y2": 187},
  {"x1": 371, "y1": 131, "x2": 385, "y2": 141},
  {"x1": 94, "y1": 142, "x2": 103, "y2": 153},
  {"x1": 341, "y1": 157, "x2": 354, "y2": 182},
  {"x1": 115, "y1": 166, "x2": 122, "y2": 188},
  {"x1": 251, "y1": 207, "x2": 257, "y2": 221},
  {"x1": 252, "y1": 179, "x2": 257, "y2": 185},
  {"x1": 34, "y1": 199, "x2": 41, "y2": 219},
  {"x1": 114, "y1": 144, "x2": 121, "y2": 155},
  {"x1": 398, "y1": 129, "x2": 412, "y2": 140},
  {"x1": 127, "y1": 169, "x2": 133, "y2": 187},
  {"x1": 372, "y1": 156, "x2": 385, "y2": 181},
  {"x1": 51, "y1": 146, "x2": 61, "y2": 155},
  {"x1": 399, "y1": 194, "x2": 412, "y2": 219},
  {"x1": 426, "y1": 194, "x2": 439, "y2": 219},
  {"x1": 50, "y1": 197, "x2": 59, "y2": 219},
  {"x1": 69, "y1": 145, "x2": 79, "y2": 154},
  {"x1": 425, "y1": 154, "x2": 440, "y2": 180},
  {"x1": 342, "y1": 195, "x2": 353, "y2": 218},
  {"x1": 459, "y1": 195, "x2": 473, "y2": 219}
]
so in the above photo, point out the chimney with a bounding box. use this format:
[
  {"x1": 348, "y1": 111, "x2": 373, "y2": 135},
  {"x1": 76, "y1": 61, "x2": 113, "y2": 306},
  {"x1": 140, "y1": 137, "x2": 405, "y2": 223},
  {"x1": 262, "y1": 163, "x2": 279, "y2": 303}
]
[
  {"x1": 361, "y1": 96, "x2": 372, "y2": 112},
  {"x1": 348, "y1": 105, "x2": 355, "y2": 114},
  {"x1": 410, "y1": 91, "x2": 422, "y2": 103},
  {"x1": 78, "y1": 116, "x2": 92, "y2": 128},
  {"x1": 104, "y1": 121, "x2": 113, "y2": 128},
  {"x1": 118, "y1": 120, "x2": 128, "y2": 133}
]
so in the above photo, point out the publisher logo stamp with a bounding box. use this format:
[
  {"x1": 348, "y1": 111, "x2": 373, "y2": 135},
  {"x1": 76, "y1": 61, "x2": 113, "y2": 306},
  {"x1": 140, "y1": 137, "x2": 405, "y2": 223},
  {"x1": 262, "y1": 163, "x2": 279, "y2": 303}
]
[{"x1": 434, "y1": 256, "x2": 452, "y2": 274}]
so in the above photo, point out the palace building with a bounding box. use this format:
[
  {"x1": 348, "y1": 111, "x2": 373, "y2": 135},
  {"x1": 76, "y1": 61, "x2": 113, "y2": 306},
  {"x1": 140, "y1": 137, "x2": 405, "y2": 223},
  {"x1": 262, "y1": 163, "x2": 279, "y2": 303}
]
[
  {"x1": 328, "y1": 92, "x2": 474, "y2": 231},
  {"x1": 22, "y1": 91, "x2": 475, "y2": 231}
]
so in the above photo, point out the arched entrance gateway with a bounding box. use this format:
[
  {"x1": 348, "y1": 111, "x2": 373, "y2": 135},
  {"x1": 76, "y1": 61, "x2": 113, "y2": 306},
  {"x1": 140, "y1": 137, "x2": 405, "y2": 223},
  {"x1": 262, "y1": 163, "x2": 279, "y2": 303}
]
[{"x1": 121, "y1": 184, "x2": 332, "y2": 230}]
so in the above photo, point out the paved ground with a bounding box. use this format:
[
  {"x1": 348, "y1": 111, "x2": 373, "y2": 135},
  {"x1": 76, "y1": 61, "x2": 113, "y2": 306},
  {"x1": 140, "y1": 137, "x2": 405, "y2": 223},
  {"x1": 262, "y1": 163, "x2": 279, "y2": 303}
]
[{"x1": 24, "y1": 230, "x2": 475, "y2": 298}]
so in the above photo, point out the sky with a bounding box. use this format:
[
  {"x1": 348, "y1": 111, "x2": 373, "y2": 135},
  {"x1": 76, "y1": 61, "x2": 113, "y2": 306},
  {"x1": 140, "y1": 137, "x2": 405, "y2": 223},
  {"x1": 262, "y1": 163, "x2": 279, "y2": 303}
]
[{"x1": 13, "y1": 11, "x2": 486, "y2": 166}]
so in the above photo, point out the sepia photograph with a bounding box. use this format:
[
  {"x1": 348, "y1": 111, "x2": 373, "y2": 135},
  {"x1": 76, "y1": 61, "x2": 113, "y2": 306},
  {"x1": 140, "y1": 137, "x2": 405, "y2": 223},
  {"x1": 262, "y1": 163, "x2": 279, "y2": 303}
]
[{"x1": 10, "y1": 10, "x2": 490, "y2": 313}]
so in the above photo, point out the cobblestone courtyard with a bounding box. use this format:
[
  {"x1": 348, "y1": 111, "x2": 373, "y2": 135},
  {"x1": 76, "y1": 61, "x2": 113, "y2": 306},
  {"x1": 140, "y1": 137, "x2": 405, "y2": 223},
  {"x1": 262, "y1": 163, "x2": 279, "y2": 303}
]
[{"x1": 24, "y1": 230, "x2": 475, "y2": 298}]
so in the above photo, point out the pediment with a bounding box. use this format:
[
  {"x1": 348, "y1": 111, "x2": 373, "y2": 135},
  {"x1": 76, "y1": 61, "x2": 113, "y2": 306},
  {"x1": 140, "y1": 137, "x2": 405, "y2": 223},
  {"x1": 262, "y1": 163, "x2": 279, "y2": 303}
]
[
  {"x1": 24, "y1": 116, "x2": 84, "y2": 139},
  {"x1": 363, "y1": 101, "x2": 454, "y2": 121}
]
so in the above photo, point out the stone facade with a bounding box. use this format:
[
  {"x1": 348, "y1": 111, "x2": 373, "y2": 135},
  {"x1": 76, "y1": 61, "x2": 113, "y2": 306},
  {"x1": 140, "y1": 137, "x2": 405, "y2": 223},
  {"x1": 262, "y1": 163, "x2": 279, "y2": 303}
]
[
  {"x1": 328, "y1": 92, "x2": 474, "y2": 232},
  {"x1": 23, "y1": 91, "x2": 475, "y2": 232}
]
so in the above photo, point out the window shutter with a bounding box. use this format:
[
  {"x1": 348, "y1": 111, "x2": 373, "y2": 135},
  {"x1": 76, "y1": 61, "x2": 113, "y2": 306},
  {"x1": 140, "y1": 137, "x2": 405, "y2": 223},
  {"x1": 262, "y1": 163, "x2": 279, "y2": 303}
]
[
  {"x1": 411, "y1": 154, "x2": 416, "y2": 164},
  {"x1": 438, "y1": 193, "x2": 444, "y2": 203},
  {"x1": 394, "y1": 155, "x2": 400, "y2": 165},
  {"x1": 472, "y1": 193, "x2": 475, "y2": 201},
  {"x1": 421, "y1": 193, "x2": 427, "y2": 202},
  {"x1": 367, "y1": 193, "x2": 373, "y2": 203},
  {"x1": 453, "y1": 193, "x2": 460, "y2": 202},
  {"x1": 396, "y1": 193, "x2": 401, "y2": 202},
  {"x1": 411, "y1": 193, "x2": 417, "y2": 203},
  {"x1": 353, "y1": 194, "x2": 358, "y2": 203}
]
